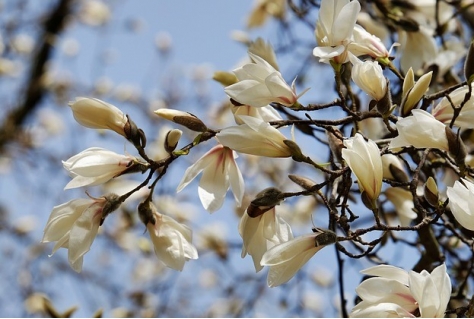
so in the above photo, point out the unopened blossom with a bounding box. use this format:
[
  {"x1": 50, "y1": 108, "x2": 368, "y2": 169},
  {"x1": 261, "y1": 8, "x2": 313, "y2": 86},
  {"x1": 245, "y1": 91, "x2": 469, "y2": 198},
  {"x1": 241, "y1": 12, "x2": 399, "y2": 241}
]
[
  {"x1": 225, "y1": 52, "x2": 306, "y2": 107},
  {"x1": 62, "y1": 147, "x2": 145, "y2": 189},
  {"x1": 138, "y1": 201, "x2": 198, "y2": 271},
  {"x1": 447, "y1": 178, "x2": 474, "y2": 230},
  {"x1": 384, "y1": 187, "x2": 417, "y2": 227},
  {"x1": 350, "y1": 263, "x2": 451, "y2": 318},
  {"x1": 154, "y1": 108, "x2": 207, "y2": 132},
  {"x1": 216, "y1": 115, "x2": 292, "y2": 157},
  {"x1": 432, "y1": 83, "x2": 474, "y2": 129},
  {"x1": 260, "y1": 229, "x2": 336, "y2": 287},
  {"x1": 177, "y1": 144, "x2": 244, "y2": 213},
  {"x1": 69, "y1": 97, "x2": 127, "y2": 137},
  {"x1": 381, "y1": 154, "x2": 408, "y2": 183},
  {"x1": 342, "y1": 133, "x2": 383, "y2": 202},
  {"x1": 400, "y1": 68, "x2": 433, "y2": 117},
  {"x1": 349, "y1": 54, "x2": 387, "y2": 101},
  {"x1": 239, "y1": 206, "x2": 293, "y2": 272},
  {"x1": 389, "y1": 109, "x2": 449, "y2": 151},
  {"x1": 313, "y1": 0, "x2": 361, "y2": 64},
  {"x1": 42, "y1": 193, "x2": 121, "y2": 272},
  {"x1": 348, "y1": 25, "x2": 392, "y2": 60}
]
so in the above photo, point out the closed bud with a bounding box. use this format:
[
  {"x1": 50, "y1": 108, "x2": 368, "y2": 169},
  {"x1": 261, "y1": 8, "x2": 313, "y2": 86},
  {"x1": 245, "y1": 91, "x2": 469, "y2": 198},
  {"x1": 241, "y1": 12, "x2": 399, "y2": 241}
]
[
  {"x1": 424, "y1": 177, "x2": 439, "y2": 207},
  {"x1": 400, "y1": 69, "x2": 432, "y2": 117},
  {"x1": 212, "y1": 71, "x2": 238, "y2": 87},
  {"x1": 288, "y1": 174, "x2": 316, "y2": 191},
  {"x1": 164, "y1": 129, "x2": 182, "y2": 153},
  {"x1": 154, "y1": 109, "x2": 208, "y2": 132},
  {"x1": 69, "y1": 97, "x2": 127, "y2": 137},
  {"x1": 464, "y1": 40, "x2": 474, "y2": 84},
  {"x1": 445, "y1": 126, "x2": 467, "y2": 165}
]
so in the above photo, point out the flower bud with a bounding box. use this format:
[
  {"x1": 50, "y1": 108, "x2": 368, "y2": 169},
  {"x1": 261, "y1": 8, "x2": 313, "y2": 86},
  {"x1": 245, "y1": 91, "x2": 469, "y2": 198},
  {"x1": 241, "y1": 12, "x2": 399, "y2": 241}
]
[
  {"x1": 424, "y1": 177, "x2": 439, "y2": 207},
  {"x1": 445, "y1": 126, "x2": 467, "y2": 165},
  {"x1": 288, "y1": 174, "x2": 316, "y2": 191},
  {"x1": 464, "y1": 40, "x2": 474, "y2": 84},
  {"x1": 154, "y1": 109, "x2": 208, "y2": 132},
  {"x1": 247, "y1": 187, "x2": 283, "y2": 218},
  {"x1": 212, "y1": 71, "x2": 238, "y2": 87},
  {"x1": 381, "y1": 154, "x2": 409, "y2": 183},
  {"x1": 164, "y1": 129, "x2": 182, "y2": 153},
  {"x1": 400, "y1": 69, "x2": 432, "y2": 117},
  {"x1": 69, "y1": 97, "x2": 127, "y2": 137}
]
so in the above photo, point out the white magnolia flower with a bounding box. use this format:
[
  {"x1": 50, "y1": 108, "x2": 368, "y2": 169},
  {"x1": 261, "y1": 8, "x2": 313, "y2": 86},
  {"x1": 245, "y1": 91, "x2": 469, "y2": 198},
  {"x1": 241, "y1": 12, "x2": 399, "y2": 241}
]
[
  {"x1": 231, "y1": 104, "x2": 282, "y2": 125},
  {"x1": 42, "y1": 193, "x2": 120, "y2": 272},
  {"x1": 349, "y1": 54, "x2": 387, "y2": 101},
  {"x1": 398, "y1": 27, "x2": 437, "y2": 73},
  {"x1": 69, "y1": 97, "x2": 127, "y2": 137},
  {"x1": 313, "y1": 0, "x2": 361, "y2": 64},
  {"x1": 216, "y1": 115, "x2": 293, "y2": 157},
  {"x1": 225, "y1": 52, "x2": 306, "y2": 107},
  {"x1": 350, "y1": 263, "x2": 451, "y2": 318},
  {"x1": 447, "y1": 178, "x2": 474, "y2": 230},
  {"x1": 62, "y1": 147, "x2": 144, "y2": 189},
  {"x1": 342, "y1": 133, "x2": 383, "y2": 202},
  {"x1": 177, "y1": 144, "x2": 244, "y2": 213},
  {"x1": 432, "y1": 83, "x2": 474, "y2": 129},
  {"x1": 389, "y1": 109, "x2": 449, "y2": 151},
  {"x1": 239, "y1": 206, "x2": 293, "y2": 272},
  {"x1": 140, "y1": 202, "x2": 198, "y2": 271},
  {"x1": 348, "y1": 24, "x2": 392, "y2": 60},
  {"x1": 154, "y1": 108, "x2": 207, "y2": 132},
  {"x1": 384, "y1": 187, "x2": 417, "y2": 227},
  {"x1": 260, "y1": 229, "x2": 335, "y2": 287}
]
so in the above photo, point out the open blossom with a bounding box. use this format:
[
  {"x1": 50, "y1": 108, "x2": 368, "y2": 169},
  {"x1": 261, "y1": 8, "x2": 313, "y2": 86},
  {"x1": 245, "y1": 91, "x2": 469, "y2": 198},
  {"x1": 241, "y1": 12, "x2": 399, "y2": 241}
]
[
  {"x1": 42, "y1": 193, "x2": 121, "y2": 272},
  {"x1": 342, "y1": 133, "x2": 383, "y2": 202},
  {"x1": 239, "y1": 206, "x2": 293, "y2": 272},
  {"x1": 177, "y1": 144, "x2": 244, "y2": 213},
  {"x1": 349, "y1": 54, "x2": 387, "y2": 101},
  {"x1": 260, "y1": 229, "x2": 336, "y2": 287},
  {"x1": 313, "y1": 0, "x2": 361, "y2": 64},
  {"x1": 398, "y1": 27, "x2": 437, "y2": 73},
  {"x1": 350, "y1": 263, "x2": 451, "y2": 318},
  {"x1": 447, "y1": 178, "x2": 474, "y2": 230},
  {"x1": 216, "y1": 115, "x2": 292, "y2": 157},
  {"x1": 69, "y1": 97, "x2": 127, "y2": 137},
  {"x1": 432, "y1": 83, "x2": 474, "y2": 129},
  {"x1": 231, "y1": 104, "x2": 282, "y2": 125},
  {"x1": 139, "y1": 202, "x2": 198, "y2": 271},
  {"x1": 62, "y1": 147, "x2": 146, "y2": 189},
  {"x1": 389, "y1": 109, "x2": 449, "y2": 151},
  {"x1": 348, "y1": 24, "x2": 392, "y2": 60},
  {"x1": 225, "y1": 52, "x2": 306, "y2": 107}
]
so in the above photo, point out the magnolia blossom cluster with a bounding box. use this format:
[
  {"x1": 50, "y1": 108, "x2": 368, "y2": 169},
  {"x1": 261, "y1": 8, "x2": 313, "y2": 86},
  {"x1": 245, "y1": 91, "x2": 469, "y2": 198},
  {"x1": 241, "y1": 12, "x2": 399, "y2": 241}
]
[
  {"x1": 40, "y1": 0, "x2": 474, "y2": 315},
  {"x1": 43, "y1": 97, "x2": 198, "y2": 272}
]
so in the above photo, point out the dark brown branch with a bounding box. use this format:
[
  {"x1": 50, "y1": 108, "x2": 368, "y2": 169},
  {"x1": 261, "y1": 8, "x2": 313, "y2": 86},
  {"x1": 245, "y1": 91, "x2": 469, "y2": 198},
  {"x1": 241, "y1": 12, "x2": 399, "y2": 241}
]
[{"x1": 0, "y1": 0, "x2": 73, "y2": 153}]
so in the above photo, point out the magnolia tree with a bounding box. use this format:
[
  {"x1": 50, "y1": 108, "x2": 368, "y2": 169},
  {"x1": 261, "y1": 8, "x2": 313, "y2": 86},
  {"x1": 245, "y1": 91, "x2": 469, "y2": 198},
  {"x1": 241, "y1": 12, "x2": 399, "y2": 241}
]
[{"x1": 3, "y1": 0, "x2": 474, "y2": 317}]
